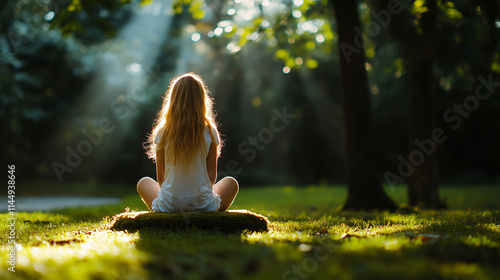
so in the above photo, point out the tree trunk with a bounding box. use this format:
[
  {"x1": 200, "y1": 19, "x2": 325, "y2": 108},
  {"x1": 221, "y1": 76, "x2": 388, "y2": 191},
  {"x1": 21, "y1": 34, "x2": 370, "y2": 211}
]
[
  {"x1": 373, "y1": 0, "x2": 445, "y2": 208},
  {"x1": 330, "y1": 0, "x2": 397, "y2": 211},
  {"x1": 405, "y1": 0, "x2": 444, "y2": 208},
  {"x1": 406, "y1": 54, "x2": 442, "y2": 208}
]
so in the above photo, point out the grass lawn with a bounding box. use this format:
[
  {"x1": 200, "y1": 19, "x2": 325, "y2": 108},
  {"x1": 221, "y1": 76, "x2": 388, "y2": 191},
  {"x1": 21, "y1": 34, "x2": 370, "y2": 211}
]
[{"x1": 1, "y1": 184, "x2": 499, "y2": 280}]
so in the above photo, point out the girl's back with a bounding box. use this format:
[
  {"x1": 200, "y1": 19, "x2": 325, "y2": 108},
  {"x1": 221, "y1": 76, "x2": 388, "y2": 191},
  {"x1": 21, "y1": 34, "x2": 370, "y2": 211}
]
[
  {"x1": 136, "y1": 73, "x2": 238, "y2": 213},
  {"x1": 152, "y1": 126, "x2": 220, "y2": 212}
]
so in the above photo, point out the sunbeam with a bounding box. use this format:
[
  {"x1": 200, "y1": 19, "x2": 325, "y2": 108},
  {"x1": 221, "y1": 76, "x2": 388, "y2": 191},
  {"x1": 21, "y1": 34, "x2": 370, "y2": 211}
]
[{"x1": 47, "y1": 1, "x2": 174, "y2": 183}]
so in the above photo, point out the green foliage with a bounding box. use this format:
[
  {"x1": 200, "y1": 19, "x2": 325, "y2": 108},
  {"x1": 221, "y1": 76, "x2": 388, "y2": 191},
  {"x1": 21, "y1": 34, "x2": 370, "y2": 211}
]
[
  {"x1": 492, "y1": 53, "x2": 500, "y2": 73},
  {"x1": 176, "y1": 0, "x2": 335, "y2": 72},
  {"x1": 0, "y1": 185, "x2": 499, "y2": 279},
  {"x1": 412, "y1": 0, "x2": 430, "y2": 14},
  {"x1": 172, "y1": 0, "x2": 207, "y2": 18},
  {"x1": 0, "y1": 1, "x2": 94, "y2": 169},
  {"x1": 411, "y1": 1, "x2": 463, "y2": 26},
  {"x1": 179, "y1": 0, "x2": 206, "y2": 19},
  {"x1": 50, "y1": 0, "x2": 135, "y2": 43}
]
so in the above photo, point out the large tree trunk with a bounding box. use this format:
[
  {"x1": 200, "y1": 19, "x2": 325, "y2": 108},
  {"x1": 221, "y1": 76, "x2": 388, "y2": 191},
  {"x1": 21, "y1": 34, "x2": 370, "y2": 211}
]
[
  {"x1": 373, "y1": 0, "x2": 444, "y2": 208},
  {"x1": 406, "y1": 55, "x2": 441, "y2": 208},
  {"x1": 408, "y1": 0, "x2": 445, "y2": 208},
  {"x1": 330, "y1": 0, "x2": 397, "y2": 211}
]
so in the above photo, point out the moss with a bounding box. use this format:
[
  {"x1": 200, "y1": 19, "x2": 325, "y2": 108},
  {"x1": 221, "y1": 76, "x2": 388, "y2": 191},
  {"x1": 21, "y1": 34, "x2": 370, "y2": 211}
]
[{"x1": 110, "y1": 210, "x2": 269, "y2": 234}]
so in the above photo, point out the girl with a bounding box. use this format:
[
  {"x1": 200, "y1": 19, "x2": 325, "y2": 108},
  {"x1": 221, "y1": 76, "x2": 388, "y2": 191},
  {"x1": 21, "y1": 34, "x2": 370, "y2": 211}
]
[{"x1": 137, "y1": 73, "x2": 238, "y2": 212}]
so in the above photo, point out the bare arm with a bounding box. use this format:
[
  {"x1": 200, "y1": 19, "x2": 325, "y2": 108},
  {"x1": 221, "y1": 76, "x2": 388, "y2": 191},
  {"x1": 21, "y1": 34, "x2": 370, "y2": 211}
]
[
  {"x1": 156, "y1": 149, "x2": 166, "y2": 186},
  {"x1": 206, "y1": 143, "x2": 218, "y2": 185}
]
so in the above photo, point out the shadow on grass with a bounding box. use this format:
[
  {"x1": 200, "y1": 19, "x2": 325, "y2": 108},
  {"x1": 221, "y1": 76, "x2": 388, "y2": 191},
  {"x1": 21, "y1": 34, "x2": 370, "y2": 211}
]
[{"x1": 134, "y1": 230, "x2": 286, "y2": 280}]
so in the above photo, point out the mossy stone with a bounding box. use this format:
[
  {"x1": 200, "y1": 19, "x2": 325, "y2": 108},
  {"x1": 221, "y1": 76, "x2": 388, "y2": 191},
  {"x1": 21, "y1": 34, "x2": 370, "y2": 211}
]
[{"x1": 110, "y1": 210, "x2": 269, "y2": 233}]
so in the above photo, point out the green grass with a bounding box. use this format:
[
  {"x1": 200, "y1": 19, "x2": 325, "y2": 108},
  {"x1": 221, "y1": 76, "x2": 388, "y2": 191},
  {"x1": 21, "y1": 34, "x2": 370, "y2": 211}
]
[{"x1": 1, "y1": 185, "x2": 499, "y2": 280}]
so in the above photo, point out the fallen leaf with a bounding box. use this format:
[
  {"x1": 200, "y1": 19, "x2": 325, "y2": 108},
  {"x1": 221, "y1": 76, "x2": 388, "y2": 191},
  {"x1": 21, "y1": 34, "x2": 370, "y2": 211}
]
[
  {"x1": 340, "y1": 233, "x2": 363, "y2": 239},
  {"x1": 405, "y1": 232, "x2": 441, "y2": 244}
]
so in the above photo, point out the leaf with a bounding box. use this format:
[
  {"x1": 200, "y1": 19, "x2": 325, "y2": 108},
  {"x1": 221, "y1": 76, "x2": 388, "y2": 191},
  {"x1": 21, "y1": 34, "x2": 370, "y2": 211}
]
[
  {"x1": 306, "y1": 59, "x2": 318, "y2": 69},
  {"x1": 139, "y1": 0, "x2": 154, "y2": 7},
  {"x1": 192, "y1": 9, "x2": 205, "y2": 19},
  {"x1": 340, "y1": 233, "x2": 363, "y2": 239},
  {"x1": 445, "y1": 8, "x2": 462, "y2": 19},
  {"x1": 412, "y1": 0, "x2": 429, "y2": 14},
  {"x1": 276, "y1": 49, "x2": 289, "y2": 60},
  {"x1": 305, "y1": 41, "x2": 315, "y2": 50},
  {"x1": 286, "y1": 58, "x2": 296, "y2": 68},
  {"x1": 405, "y1": 232, "x2": 442, "y2": 244}
]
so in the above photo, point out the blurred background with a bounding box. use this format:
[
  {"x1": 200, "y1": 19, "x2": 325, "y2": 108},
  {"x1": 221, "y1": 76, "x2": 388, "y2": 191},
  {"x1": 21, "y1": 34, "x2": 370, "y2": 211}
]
[{"x1": 1, "y1": 0, "x2": 499, "y2": 190}]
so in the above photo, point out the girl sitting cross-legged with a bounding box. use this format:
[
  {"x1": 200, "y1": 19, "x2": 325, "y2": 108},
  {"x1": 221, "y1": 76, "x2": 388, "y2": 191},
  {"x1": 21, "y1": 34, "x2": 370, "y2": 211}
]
[{"x1": 137, "y1": 73, "x2": 238, "y2": 213}]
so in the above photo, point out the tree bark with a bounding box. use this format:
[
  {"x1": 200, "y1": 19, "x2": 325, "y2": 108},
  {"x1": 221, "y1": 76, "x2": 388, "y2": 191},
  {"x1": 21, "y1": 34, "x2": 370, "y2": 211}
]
[{"x1": 330, "y1": 0, "x2": 397, "y2": 211}]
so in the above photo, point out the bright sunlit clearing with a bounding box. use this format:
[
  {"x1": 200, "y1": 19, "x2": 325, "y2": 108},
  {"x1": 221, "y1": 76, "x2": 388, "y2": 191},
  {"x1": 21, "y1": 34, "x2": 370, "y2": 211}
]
[{"x1": 191, "y1": 32, "x2": 201, "y2": 42}]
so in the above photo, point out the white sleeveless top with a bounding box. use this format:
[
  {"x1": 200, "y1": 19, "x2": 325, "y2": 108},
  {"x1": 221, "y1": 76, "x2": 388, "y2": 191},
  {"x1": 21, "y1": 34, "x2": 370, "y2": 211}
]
[{"x1": 151, "y1": 126, "x2": 221, "y2": 213}]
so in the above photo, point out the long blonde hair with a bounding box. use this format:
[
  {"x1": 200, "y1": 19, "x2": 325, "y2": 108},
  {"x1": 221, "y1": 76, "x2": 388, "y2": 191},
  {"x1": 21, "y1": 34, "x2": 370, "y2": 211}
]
[{"x1": 145, "y1": 73, "x2": 221, "y2": 165}]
